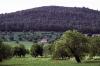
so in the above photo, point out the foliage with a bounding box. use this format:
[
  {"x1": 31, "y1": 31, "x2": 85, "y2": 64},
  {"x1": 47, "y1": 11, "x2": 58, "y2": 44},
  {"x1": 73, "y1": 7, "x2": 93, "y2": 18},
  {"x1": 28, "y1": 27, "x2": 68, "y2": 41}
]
[
  {"x1": 43, "y1": 44, "x2": 53, "y2": 57},
  {"x1": 30, "y1": 44, "x2": 43, "y2": 57},
  {"x1": 0, "y1": 40, "x2": 13, "y2": 62},
  {"x1": 53, "y1": 30, "x2": 88, "y2": 63},
  {"x1": 89, "y1": 37, "x2": 100, "y2": 57},
  {"x1": 0, "y1": 32, "x2": 61, "y2": 42},
  {"x1": 13, "y1": 44, "x2": 28, "y2": 57},
  {"x1": 52, "y1": 39, "x2": 70, "y2": 60}
]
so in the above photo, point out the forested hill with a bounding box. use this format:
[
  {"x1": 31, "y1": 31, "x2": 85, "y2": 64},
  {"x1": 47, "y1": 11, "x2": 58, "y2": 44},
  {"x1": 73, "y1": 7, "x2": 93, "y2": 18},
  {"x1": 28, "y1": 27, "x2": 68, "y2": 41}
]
[{"x1": 0, "y1": 6, "x2": 100, "y2": 33}]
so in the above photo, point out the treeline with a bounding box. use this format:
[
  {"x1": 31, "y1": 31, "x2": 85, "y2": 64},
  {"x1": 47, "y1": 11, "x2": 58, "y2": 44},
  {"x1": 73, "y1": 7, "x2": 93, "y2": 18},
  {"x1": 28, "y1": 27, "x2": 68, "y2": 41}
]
[
  {"x1": 0, "y1": 30, "x2": 100, "y2": 63},
  {"x1": 0, "y1": 32, "x2": 62, "y2": 42},
  {"x1": 0, "y1": 6, "x2": 100, "y2": 33}
]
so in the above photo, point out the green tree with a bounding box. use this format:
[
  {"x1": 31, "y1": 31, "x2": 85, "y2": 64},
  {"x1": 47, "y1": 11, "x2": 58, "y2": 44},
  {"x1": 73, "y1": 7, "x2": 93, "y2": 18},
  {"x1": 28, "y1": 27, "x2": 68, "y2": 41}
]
[
  {"x1": 13, "y1": 44, "x2": 27, "y2": 57},
  {"x1": 53, "y1": 30, "x2": 88, "y2": 63},
  {"x1": 0, "y1": 40, "x2": 13, "y2": 62},
  {"x1": 89, "y1": 36, "x2": 100, "y2": 57},
  {"x1": 30, "y1": 44, "x2": 43, "y2": 57}
]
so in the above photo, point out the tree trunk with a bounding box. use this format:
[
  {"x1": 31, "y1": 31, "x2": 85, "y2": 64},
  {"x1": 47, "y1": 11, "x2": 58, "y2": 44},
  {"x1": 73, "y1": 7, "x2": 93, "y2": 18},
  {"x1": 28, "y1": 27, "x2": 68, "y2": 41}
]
[
  {"x1": 74, "y1": 55, "x2": 81, "y2": 63},
  {"x1": 68, "y1": 47, "x2": 81, "y2": 63}
]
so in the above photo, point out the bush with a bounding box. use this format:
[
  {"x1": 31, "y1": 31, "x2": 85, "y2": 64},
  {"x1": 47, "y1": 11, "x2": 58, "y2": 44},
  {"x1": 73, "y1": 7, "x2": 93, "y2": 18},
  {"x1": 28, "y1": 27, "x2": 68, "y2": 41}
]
[
  {"x1": 52, "y1": 41, "x2": 70, "y2": 60},
  {"x1": 30, "y1": 44, "x2": 43, "y2": 57},
  {"x1": 0, "y1": 42, "x2": 13, "y2": 62},
  {"x1": 13, "y1": 44, "x2": 28, "y2": 57},
  {"x1": 43, "y1": 44, "x2": 53, "y2": 57},
  {"x1": 89, "y1": 36, "x2": 100, "y2": 57}
]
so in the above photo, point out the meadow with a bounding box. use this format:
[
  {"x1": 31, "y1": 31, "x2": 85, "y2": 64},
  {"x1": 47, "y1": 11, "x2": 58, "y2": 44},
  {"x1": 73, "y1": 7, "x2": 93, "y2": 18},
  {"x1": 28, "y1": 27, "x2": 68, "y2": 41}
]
[
  {"x1": 0, "y1": 56, "x2": 100, "y2": 66},
  {"x1": 3, "y1": 41, "x2": 33, "y2": 49},
  {"x1": 0, "y1": 41, "x2": 100, "y2": 66}
]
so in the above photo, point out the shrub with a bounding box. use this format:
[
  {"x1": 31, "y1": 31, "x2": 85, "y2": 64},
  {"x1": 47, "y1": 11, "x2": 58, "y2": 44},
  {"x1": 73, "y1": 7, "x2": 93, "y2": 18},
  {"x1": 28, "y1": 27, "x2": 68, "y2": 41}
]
[
  {"x1": 13, "y1": 44, "x2": 27, "y2": 57},
  {"x1": 0, "y1": 41, "x2": 13, "y2": 62},
  {"x1": 43, "y1": 44, "x2": 53, "y2": 57},
  {"x1": 30, "y1": 44, "x2": 43, "y2": 57}
]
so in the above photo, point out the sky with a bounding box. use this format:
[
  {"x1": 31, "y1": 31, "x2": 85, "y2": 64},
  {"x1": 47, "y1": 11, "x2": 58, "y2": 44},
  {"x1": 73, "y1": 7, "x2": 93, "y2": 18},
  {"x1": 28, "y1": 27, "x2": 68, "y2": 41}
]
[{"x1": 0, "y1": 0, "x2": 100, "y2": 14}]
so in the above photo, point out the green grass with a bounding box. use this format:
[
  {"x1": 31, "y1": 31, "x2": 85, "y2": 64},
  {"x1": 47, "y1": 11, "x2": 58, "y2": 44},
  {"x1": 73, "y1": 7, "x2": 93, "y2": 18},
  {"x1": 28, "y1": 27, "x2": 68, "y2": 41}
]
[
  {"x1": 0, "y1": 55, "x2": 100, "y2": 66},
  {"x1": 3, "y1": 41, "x2": 33, "y2": 49},
  {"x1": 0, "y1": 41, "x2": 100, "y2": 66}
]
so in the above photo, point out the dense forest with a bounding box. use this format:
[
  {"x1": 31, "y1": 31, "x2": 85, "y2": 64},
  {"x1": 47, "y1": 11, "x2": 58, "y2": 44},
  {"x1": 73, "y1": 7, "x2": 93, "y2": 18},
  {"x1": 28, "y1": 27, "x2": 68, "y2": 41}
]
[{"x1": 0, "y1": 6, "x2": 100, "y2": 33}]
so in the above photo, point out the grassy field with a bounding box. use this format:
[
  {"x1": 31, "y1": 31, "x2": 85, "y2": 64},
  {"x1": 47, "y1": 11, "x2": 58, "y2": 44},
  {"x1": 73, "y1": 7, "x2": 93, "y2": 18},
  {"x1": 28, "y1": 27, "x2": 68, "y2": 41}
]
[
  {"x1": 3, "y1": 41, "x2": 33, "y2": 49},
  {"x1": 0, "y1": 55, "x2": 100, "y2": 66},
  {"x1": 0, "y1": 41, "x2": 100, "y2": 66}
]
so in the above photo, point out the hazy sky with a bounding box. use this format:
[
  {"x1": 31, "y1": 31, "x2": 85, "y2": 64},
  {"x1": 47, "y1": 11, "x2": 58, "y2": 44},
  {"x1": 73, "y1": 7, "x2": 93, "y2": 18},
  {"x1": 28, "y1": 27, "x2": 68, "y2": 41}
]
[{"x1": 0, "y1": 0, "x2": 100, "y2": 14}]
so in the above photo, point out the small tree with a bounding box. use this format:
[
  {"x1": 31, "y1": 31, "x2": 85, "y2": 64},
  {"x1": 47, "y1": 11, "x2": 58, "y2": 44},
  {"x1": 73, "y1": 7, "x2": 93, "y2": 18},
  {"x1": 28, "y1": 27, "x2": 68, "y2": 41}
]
[
  {"x1": 13, "y1": 44, "x2": 27, "y2": 57},
  {"x1": 30, "y1": 44, "x2": 43, "y2": 57},
  {"x1": 0, "y1": 40, "x2": 13, "y2": 62}
]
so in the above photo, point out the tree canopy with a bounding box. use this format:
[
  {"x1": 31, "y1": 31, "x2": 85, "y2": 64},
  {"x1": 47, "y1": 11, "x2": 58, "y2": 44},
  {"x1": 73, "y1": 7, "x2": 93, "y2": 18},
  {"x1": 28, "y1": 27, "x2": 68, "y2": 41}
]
[{"x1": 53, "y1": 30, "x2": 88, "y2": 63}]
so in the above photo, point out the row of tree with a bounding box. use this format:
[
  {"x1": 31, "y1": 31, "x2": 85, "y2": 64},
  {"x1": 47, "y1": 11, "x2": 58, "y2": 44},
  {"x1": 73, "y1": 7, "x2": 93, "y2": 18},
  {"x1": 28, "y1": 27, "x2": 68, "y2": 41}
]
[
  {"x1": 0, "y1": 32, "x2": 61, "y2": 42},
  {"x1": 0, "y1": 40, "x2": 52, "y2": 62},
  {"x1": 0, "y1": 30, "x2": 100, "y2": 63}
]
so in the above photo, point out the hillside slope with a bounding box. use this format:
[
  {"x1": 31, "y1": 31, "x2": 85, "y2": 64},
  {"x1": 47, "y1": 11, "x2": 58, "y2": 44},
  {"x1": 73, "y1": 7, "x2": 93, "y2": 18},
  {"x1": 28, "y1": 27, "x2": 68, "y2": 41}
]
[{"x1": 0, "y1": 6, "x2": 100, "y2": 33}]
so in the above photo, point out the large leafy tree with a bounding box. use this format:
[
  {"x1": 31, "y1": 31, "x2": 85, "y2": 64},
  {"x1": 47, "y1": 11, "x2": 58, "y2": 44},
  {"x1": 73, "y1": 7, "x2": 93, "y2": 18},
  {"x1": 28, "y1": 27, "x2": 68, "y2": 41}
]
[{"x1": 53, "y1": 30, "x2": 88, "y2": 63}]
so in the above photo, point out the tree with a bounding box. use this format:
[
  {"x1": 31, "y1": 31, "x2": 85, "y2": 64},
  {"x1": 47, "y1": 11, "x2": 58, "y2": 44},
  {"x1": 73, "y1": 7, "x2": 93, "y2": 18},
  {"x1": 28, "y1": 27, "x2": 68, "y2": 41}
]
[
  {"x1": 53, "y1": 30, "x2": 88, "y2": 63},
  {"x1": 30, "y1": 44, "x2": 43, "y2": 57},
  {"x1": 13, "y1": 44, "x2": 27, "y2": 57},
  {"x1": 0, "y1": 40, "x2": 13, "y2": 62}
]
